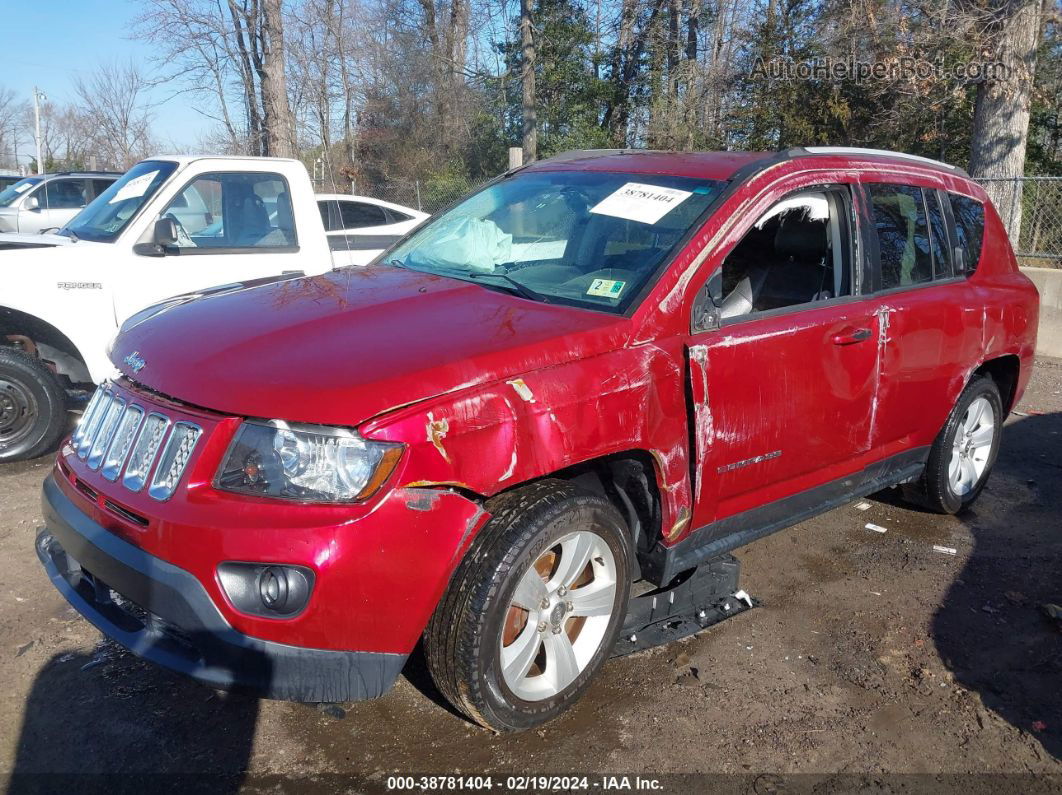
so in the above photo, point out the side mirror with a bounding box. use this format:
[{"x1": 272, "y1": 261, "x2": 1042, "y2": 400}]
[
  {"x1": 154, "y1": 217, "x2": 179, "y2": 248},
  {"x1": 24, "y1": 195, "x2": 39, "y2": 211},
  {"x1": 691, "y1": 279, "x2": 722, "y2": 334}
]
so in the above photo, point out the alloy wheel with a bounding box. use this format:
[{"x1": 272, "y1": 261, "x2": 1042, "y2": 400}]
[
  {"x1": 499, "y1": 530, "x2": 617, "y2": 701},
  {"x1": 948, "y1": 395, "x2": 995, "y2": 496}
]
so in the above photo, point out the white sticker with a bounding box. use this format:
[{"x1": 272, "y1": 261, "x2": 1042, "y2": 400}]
[
  {"x1": 587, "y1": 278, "x2": 626, "y2": 299},
  {"x1": 590, "y1": 182, "x2": 692, "y2": 225},
  {"x1": 109, "y1": 171, "x2": 159, "y2": 204},
  {"x1": 13, "y1": 182, "x2": 33, "y2": 194}
]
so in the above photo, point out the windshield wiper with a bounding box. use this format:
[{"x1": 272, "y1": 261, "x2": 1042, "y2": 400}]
[
  {"x1": 462, "y1": 271, "x2": 552, "y2": 304},
  {"x1": 389, "y1": 259, "x2": 551, "y2": 304}
]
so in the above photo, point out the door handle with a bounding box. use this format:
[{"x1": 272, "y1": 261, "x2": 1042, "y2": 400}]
[{"x1": 831, "y1": 327, "x2": 872, "y2": 345}]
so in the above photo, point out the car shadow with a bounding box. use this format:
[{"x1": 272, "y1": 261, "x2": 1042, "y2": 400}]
[
  {"x1": 8, "y1": 636, "x2": 261, "y2": 791},
  {"x1": 398, "y1": 640, "x2": 470, "y2": 722},
  {"x1": 930, "y1": 410, "x2": 1062, "y2": 761}
]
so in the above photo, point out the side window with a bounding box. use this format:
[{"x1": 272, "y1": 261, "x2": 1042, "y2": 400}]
[
  {"x1": 318, "y1": 200, "x2": 337, "y2": 231},
  {"x1": 42, "y1": 179, "x2": 89, "y2": 210},
  {"x1": 383, "y1": 207, "x2": 413, "y2": 224},
  {"x1": 338, "y1": 201, "x2": 389, "y2": 229},
  {"x1": 949, "y1": 194, "x2": 985, "y2": 274},
  {"x1": 719, "y1": 189, "x2": 851, "y2": 319},
  {"x1": 927, "y1": 190, "x2": 952, "y2": 278},
  {"x1": 159, "y1": 172, "x2": 297, "y2": 250},
  {"x1": 868, "y1": 184, "x2": 933, "y2": 289},
  {"x1": 91, "y1": 179, "x2": 115, "y2": 199}
]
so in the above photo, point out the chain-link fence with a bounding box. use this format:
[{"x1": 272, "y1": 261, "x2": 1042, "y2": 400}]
[{"x1": 975, "y1": 176, "x2": 1062, "y2": 268}]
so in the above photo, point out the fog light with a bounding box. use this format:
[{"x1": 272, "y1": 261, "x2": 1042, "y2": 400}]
[
  {"x1": 217, "y1": 562, "x2": 314, "y2": 618},
  {"x1": 259, "y1": 567, "x2": 289, "y2": 611}
]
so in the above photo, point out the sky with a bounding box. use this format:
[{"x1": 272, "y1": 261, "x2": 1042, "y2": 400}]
[{"x1": 1, "y1": 1, "x2": 212, "y2": 166}]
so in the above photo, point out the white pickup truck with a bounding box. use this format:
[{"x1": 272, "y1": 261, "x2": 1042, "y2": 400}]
[{"x1": 0, "y1": 155, "x2": 414, "y2": 462}]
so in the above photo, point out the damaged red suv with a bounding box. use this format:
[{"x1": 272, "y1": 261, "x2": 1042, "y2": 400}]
[{"x1": 37, "y1": 148, "x2": 1038, "y2": 731}]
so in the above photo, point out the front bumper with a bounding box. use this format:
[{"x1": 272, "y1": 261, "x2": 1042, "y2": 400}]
[{"x1": 36, "y1": 475, "x2": 406, "y2": 702}]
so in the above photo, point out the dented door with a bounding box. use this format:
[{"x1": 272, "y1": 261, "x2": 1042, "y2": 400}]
[{"x1": 687, "y1": 300, "x2": 881, "y2": 526}]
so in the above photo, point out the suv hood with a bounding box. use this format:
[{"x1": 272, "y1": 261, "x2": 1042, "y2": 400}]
[{"x1": 112, "y1": 266, "x2": 630, "y2": 427}]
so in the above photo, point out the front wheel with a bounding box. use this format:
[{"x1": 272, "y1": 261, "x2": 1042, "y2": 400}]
[
  {"x1": 904, "y1": 374, "x2": 1003, "y2": 514},
  {"x1": 425, "y1": 479, "x2": 632, "y2": 732},
  {"x1": 0, "y1": 347, "x2": 68, "y2": 463}
]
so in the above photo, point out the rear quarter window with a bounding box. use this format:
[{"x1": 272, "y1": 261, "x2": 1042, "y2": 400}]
[{"x1": 949, "y1": 194, "x2": 985, "y2": 274}]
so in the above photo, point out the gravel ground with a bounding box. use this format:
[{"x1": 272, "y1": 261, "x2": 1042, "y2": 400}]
[{"x1": 1, "y1": 360, "x2": 1060, "y2": 791}]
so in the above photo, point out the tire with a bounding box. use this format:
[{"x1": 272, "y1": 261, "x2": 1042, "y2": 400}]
[
  {"x1": 0, "y1": 347, "x2": 68, "y2": 463},
  {"x1": 424, "y1": 479, "x2": 632, "y2": 732},
  {"x1": 903, "y1": 374, "x2": 1003, "y2": 514}
]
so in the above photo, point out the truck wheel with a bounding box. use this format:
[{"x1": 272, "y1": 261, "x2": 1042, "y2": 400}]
[
  {"x1": 425, "y1": 479, "x2": 632, "y2": 732},
  {"x1": 903, "y1": 374, "x2": 1002, "y2": 514},
  {"x1": 0, "y1": 347, "x2": 68, "y2": 463}
]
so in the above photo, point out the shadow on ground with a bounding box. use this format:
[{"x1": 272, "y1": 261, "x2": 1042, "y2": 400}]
[
  {"x1": 9, "y1": 638, "x2": 260, "y2": 790},
  {"x1": 932, "y1": 411, "x2": 1062, "y2": 761}
]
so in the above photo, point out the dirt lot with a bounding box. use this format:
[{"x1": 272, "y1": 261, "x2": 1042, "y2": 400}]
[{"x1": 1, "y1": 361, "x2": 1060, "y2": 790}]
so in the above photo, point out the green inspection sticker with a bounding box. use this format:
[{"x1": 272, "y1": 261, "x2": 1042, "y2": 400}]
[{"x1": 587, "y1": 278, "x2": 626, "y2": 299}]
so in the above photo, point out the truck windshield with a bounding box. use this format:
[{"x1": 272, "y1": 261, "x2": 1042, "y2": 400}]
[
  {"x1": 61, "y1": 160, "x2": 178, "y2": 242},
  {"x1": 385, "y1": 170, "x2": 724, "y2": 313},
  {"x1": 0, "y1": 177, "x2": 42, "y2": 207}
]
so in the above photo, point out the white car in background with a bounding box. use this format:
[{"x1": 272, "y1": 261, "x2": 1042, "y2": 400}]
[{"x1": 317, "y1": 193, "x2": 428, "y2": 262}]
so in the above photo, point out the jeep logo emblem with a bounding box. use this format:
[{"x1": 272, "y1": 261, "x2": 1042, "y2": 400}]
[{"x1": 124, "y1": 351, "x2": 146, "y2": 373}]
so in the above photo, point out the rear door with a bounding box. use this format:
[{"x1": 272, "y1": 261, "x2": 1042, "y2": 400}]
[
  {"x1": 686, "y1": 184, "x2": 881, "y2": 527},
  {"x1": 328, "y1": 199, "x2": 406, "y2": 265},
  {"x1": 859, "y1": 181, "x2": 982, "y2": 458}
]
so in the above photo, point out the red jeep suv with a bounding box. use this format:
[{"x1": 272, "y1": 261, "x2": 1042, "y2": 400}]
[{"x1": 36, "y1": 148, "x2": 1038, "y2": 732}]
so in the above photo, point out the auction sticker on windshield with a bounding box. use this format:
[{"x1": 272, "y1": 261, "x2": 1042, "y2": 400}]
[
  {"x1": 590, "y1": 182, "x2": 692, "y2": 224},
  {"x1": 110, "y1": 171, "x2": 159, "y2": 204},
  {"x1": 587, "y1": 278, "x2": 626, "y2": 298}
]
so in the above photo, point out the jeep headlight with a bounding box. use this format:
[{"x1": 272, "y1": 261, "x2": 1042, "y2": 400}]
[{"x1": 215, "y1": 420, "x2": 403, "y2": 503}]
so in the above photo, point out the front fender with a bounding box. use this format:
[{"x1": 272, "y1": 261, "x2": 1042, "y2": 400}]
[{"x1": 361, "y1": 341, "x2": 694, "y2": 539}]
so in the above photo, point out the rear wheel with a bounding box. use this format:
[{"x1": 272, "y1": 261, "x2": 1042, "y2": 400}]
[
  {"x1": 425, "y1": 479, "x2": 632, "y2": 732},
  {"x1": 903, "y1": 374, "x2": 1002, "y2": 514},
  {"x1": 0, "y1": 347, "x2": 68, "y2": 463}
]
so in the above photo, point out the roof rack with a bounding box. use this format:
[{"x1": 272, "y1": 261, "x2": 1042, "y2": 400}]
[
  {"x1": 535, "y1": 149, "x2": 647, "y2": 165},
  {"x1": 791, "y1": 146, "x2": 966, "y2": 176}
]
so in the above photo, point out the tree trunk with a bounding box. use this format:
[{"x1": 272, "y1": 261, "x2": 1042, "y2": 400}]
[
  {"x1": 968, "y1": 0, "x2": 1046, "y2": 245},
  {"x1": 604, "y1": 0, "x2": 638, "y2": 146},
  {"x1": 259, "y1": 0, "x2": 296, "y2": 158},
  {"x1": 227, "y1": 0, "x2": 264, "y2": 155},
  {"x1": 444, "y1": 0, "x2": 470, "y2": 148},
  {"x1": 520, "y1": 0, "x2": 537, "y2": 161}
]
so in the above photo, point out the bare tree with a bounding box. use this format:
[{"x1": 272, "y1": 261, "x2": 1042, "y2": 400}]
[
  {"x1": 74, "y1": 61, "x2": 157, "y2": 169},
  {"x1": 136, "y1": 0, "x2": 252, "y2": 152},
  {"x1": 0, "y1": 87, "x2": 28, "y2": 169}
]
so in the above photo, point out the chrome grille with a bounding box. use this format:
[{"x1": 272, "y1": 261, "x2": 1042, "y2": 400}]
[
  {"x1": 86, "y1": 396, "x2": 126, "y2": 470},
  {"x1": 148, "y1": 422, "x2": 203, "y2": 501},
  {"x1": 101, "y1": 405, "x2": 144, "y2": 482},
  {"x1": 76, "y1": 389, "x2": 113, "y2": 460},
  {"x1": 122, "y1": 413, "x2": 170, "y2": 493},
  {"x1": 72, "y1": 388, "x2": 107, "y2": 450},
  {"x1": 68, "y1": 383, "x2": 204, "y2": 501}
]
